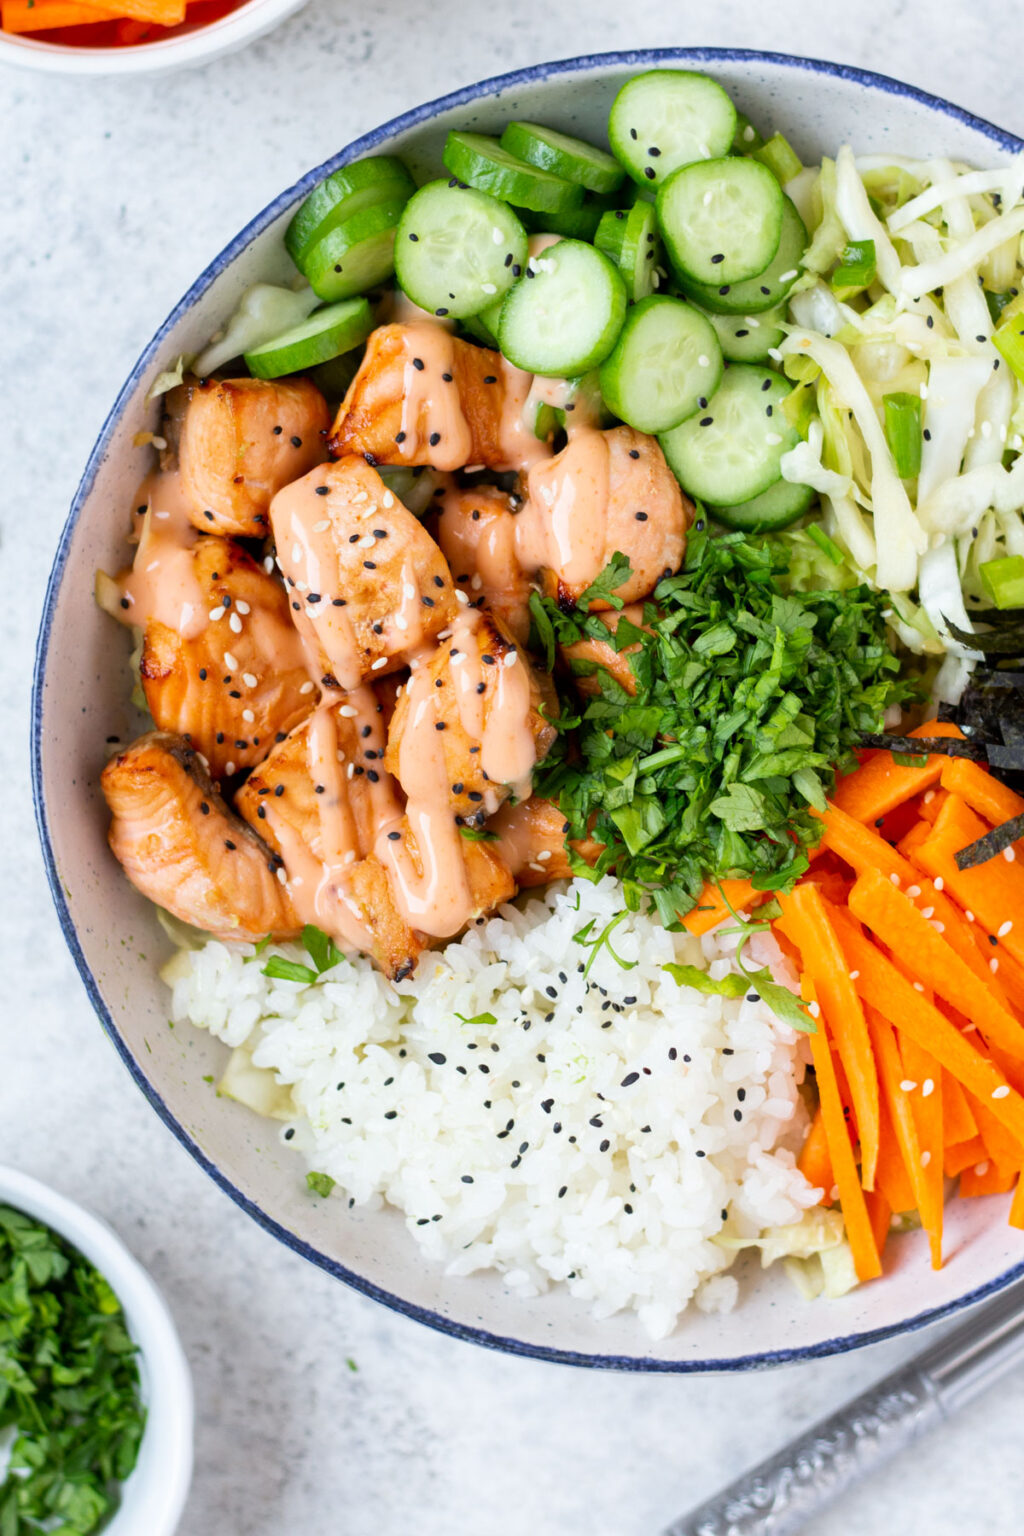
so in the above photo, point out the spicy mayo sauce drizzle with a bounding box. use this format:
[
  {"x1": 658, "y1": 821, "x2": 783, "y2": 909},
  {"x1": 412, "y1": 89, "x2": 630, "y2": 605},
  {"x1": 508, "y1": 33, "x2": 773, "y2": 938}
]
[{"x1": 117, "y1": 472, "x2": 207, "y2": 637}]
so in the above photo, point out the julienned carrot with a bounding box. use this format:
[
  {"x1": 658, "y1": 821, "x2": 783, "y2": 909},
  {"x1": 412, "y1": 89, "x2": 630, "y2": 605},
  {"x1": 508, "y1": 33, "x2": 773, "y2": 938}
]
[
  {"x1": 865, "y1": 1188, "x2": 892, "y2": 1259},
  {"x1": 803, "y1": 981, "x2": 882, "y2": 1283},
  {"x1": 914, "y1": 796, "x2": 1024, "y2": 970},
  {"x1": 866, "y1": 1005, "x2": 930, "y2": 1226},
  {"x1": 946, "y1": 1134, "x2": 987, "y2": 1178},
  {"x1": 898, "y1": 1032, "x2": 944, "y2": 1268},
  {"x1": 1010, "y1": 1174, "x2": 1024, "y2": 1229},
  {"x1": 1, "y1": 0, "x2": 117, "y2": 26},
  {"x1": 830, "y1": 720, "x2": 965, "y2": 824},
  {"x1": 941, "y1": 757, "x2": 1024, "y2": 831},
  {"x1": 960, "y1": 1161, "x2": 1018, "y2": 1197},
  {"x1": 831, "y1": 909, "x2": 1024, "y2": 1152},
  {"x1": 797, "y1": 1105, "x2": 833, "y2": 1204},
  {"x1": 918, "y1": 788, "x2": 948, "y2": 825},
  {"x1": 848, "y1": 867, "x2": 1024, "y2": 1062},
  {"x1": 778, "y1": 883, "x2": 879, "y2": 1189},
  {"x1": 876, "y1": 1091, "x2": 917, "y2": 1213},
  {"x1": 967, "y1": 1090, "x2": 1024, "y2": 1172},
  {"x1": 897, "y1": 821, "x2": 934, "y2": 860},
  {"x1": 942, "y1": 1070, "x2": 978, "y2": 1147},
  {"x1": 681, "y1": 878, "x2": 767, "y2": 936}
]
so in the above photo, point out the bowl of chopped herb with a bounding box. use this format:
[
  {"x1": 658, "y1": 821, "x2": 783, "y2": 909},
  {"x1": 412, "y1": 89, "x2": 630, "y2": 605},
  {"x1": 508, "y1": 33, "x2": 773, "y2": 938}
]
[{"x1": 0, "y1": 1166, "x2": 193, "y2": 1536}]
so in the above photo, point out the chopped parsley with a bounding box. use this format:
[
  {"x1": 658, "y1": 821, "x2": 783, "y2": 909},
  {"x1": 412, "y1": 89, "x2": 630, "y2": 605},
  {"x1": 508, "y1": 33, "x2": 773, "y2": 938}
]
[
  {"x1": 306, "y1": 1172, "x2": 336, "y2": 1198},
  {"x1": 533, "y1": 530, "x2": 912, "y2": 922},
  {"x1": 0, "y1": 1206, "x2": 145, "y2": 1534}
]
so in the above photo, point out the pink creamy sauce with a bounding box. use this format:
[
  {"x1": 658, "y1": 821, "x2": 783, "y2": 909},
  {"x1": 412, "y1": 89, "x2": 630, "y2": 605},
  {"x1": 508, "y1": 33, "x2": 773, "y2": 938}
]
[
  {"x1": 117, "y1": 472, "x2": 207, "y2": 638},
  {"x1": 515, "y1": 427, "x2": 611, "y2": 592}
]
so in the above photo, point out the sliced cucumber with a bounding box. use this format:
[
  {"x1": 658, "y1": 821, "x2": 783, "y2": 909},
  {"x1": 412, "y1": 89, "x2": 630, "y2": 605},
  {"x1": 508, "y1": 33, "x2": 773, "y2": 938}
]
[
  {"x1": 657, "y1": 157, "x2": 783, "y2": 286},
  {"x1": 442, "y1": 132, "x2": 584, "y2": 215},
  {"x1": 702, "y1": 303, "x2": 787, "y2": 363},
  {"x1": 659, "y1": 364, "x2": 798, "y2": 505},
  {"x1": 608, "y1": 70, "x2": 737, "y2": 188},
  {"x1": 518, "y1": 190, "x2": 621, "y2": 242},
  {"x1": 244, "y1": 298, "x2": 374, "y2": 379},
  {"x1": 460, "y1": 296, "x2": 506, "y2": 348},
  {"x1": 594, "y1": 201, "x2": 663, "y2": 302},
  {"x1": 394, "y1": 182, "x2": 527, "y2": 320},
  {"x1": 709, "y1": 476, "x2": 816, "y2": 531},
  {"x1": 678, "y1": 195, "x2": 807, "y2": 315},
  {"x1": 497, "y1": 239, "x2": 627, "y2": 377},
  {"x1": 599, "y1": 296, "x2": 722, "y2": 434},
  {"x1": 731, "y1": 113, "x2": 765, "y2": 153},
  {"x1": 284, "y1": 156, "x2": 415, "y2": 266},
  {"x1": 299, "y1": 200, "x2": 408, "y2": 302},
  {"x1": 500, "y1": 121, "x2": 624, "y2": 194}
]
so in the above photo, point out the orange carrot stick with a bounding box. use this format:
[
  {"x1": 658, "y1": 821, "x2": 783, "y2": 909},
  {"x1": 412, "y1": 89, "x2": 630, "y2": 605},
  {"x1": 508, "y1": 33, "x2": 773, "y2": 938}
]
[
  {"x1": 946, "y1": 1134, "x2": 987, "y2": 1178},
  {"x1": 942, "y1": 1070, "x2": 978, "y2": 1146},
  {"x1": 914, "y1": 797, "x2": 1024, "y2": 971},
  {"x1": 897, "y1": 1032, "x2": 944, "y2": 1268},
  {"x1": 897, "y1": 821, "x2": 934, "y2": 861},
  {"x1": 866, "y1": 1006, "x2": 930, "y2": 1224},
  {"x1": 804, "y1": 982, "x2": 882, "y2": 1283},
  {"x1": 681, "y1": 878, "x2": 766, "y2": 936},
  {"x1": 779, "y1": 884, "x2": 879, "y2": 1189},
  {"x1": 876, "y1": 1091, "x2": 917, "y2": 1213},
  {"x1": 941, "y1": 757, "x2": 1024, "y2": 830},
  {"x1": 1010, "y1": 1173, "x2": 1024, "y2": 1229},
  {"x1": 848, "y1": 866, "x2": 1024, "y2": 1062},
  {"x1": 865, "y1": 1187, "x2": 892, "y2": 1259},
  {"x1": 831, "y1": 720, "x2": 965, "y2": 824},
  {"x1": 831, "y1": 911, "x2": 1024, "y2": 1150},
  {"x1": 1, "y1": 0, "x2": 117, "y2": 27},
  {"x1": 918, "y1": 788, "x2": 948, "y2": 825},
  {"x1": 960, "y1": 1160, "x2": 1017, "y2": 1197},
  {"x1": 797, "y1": 1106, "x2": 833, "y2": 1204}
]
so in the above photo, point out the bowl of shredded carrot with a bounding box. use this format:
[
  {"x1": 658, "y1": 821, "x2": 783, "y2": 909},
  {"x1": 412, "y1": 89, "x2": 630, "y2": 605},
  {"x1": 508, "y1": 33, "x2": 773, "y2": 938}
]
[{"x1": 0, "y1": 0, "x2": 305, "y2": 72}]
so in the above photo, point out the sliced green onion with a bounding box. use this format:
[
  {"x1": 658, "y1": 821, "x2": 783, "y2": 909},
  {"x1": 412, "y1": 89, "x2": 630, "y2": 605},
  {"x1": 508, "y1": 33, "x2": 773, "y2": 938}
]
[
  {"x1": 893, "y1": 753, "x2": 929, "y2": 768},
  {"x1": 806, "y1": 524, "x2": 845, "y2": 564},
  {"x1": 993, "y1": 310, "x2": 1024, "y2": 383},
  {"x1": 883, "y1": 391, "x2": 923, "y2": 478},
  {"x1": 831, "y1": 239, "x2": 876, "y2": 292},
  {"x1": 985, "y1": 288, "x2": 1017, "y2": 326},
  {"x1": 979, "y1": 554, "x2": 1024, "y2": 609},
  {"x1": 753, "y1": 132, "x2": 803, "y2": 186}
]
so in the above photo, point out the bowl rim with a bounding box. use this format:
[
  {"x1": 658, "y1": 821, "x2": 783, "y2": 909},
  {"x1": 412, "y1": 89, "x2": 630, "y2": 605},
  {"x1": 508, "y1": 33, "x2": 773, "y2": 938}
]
[
  {"x1": 0, "y1": 1165, "x2": 193, "y2": 1530},
  {"x1": 32, "y1": 46, "x2": 1024, "y2": 1373}
]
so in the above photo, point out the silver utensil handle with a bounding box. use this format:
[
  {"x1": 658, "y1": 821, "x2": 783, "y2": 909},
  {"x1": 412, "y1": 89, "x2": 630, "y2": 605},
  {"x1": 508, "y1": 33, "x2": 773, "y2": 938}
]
[{"x1": 664, "y1": 1367, "x2": 943, "y2": 1536}]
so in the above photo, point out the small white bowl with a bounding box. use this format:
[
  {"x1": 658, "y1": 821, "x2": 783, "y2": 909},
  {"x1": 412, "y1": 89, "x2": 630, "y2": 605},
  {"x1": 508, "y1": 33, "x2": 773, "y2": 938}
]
[
  {"x1": 0, "y1": 1166, "x2": 193, "y2": 1535},
  {"x1": 0, "y1": 0, "x2": 306, "y2": 76}
]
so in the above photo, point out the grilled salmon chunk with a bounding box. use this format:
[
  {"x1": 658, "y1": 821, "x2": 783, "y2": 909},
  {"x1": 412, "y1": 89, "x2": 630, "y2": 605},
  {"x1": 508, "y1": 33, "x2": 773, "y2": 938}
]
[
  {"x1": 177, "y1": 376, "x2": 330, "y2": 537},
  {"x1": 270, "y1": 456, "x2": 459, "y2": 692},
  {"x1": 489, "y1": 796, "x2": 604, "y2": 888},
  {"x1": 384, "y1": 610, "x2": 557, "y2": 826},
  {"x1": 433, "y1": 482, "x2": 534, "y2": 645},
  {"x1": 102, "y1": 732, "x2": 298, "y2": 941},
  {"x1": 327, "y1": 323, "x2": 548, "y2": 474},
  {"x1": 139, "y1": 535, "x2": 314, "y2": 780},
  {"x1": 516, "y1": 426, "x2": 692, "y2": 609},
  {"x1": 559, "y1": 603, "x2": 653, "y2": 698}
]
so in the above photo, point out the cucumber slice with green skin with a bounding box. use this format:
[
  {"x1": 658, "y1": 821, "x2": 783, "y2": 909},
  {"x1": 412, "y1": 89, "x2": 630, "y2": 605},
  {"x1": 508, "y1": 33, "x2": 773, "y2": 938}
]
[
  {"x1": 519, "y1": 189, "x2": 621, "y2": 242},
  {"x1": 657, "y1": 157, "x2": 784, "y2": 286},
  {"x1": 500, "y1": 120, "x2": 625, "y2": 194},
  {"x1": 599, "y1": 295, "x2": 722, "y2": 433},
  {"x1": 595, "y1": 201, "x2": 664, "y2": 301},
  {"x1": 442, "y1": 131, "x2": 584, "y2": 215},
  {"x1": 498, "y1": 238, "x2": 627, "y2": 377},
  {"x1": 678, "y1": 195, "x2": 808, "y2": 315},
  {"x1": 709, "y1": 476, "x2": 816, "y2": 531},
  {"x1": 731, "y1": 113, "x2": 765, "y2": 154},
  {"x1": 460, "y1": 295, "x2": 506, "y2": 348},
  {"x1": 284, "y1": 157, "x2": 415, "y2": 267},
  {"x1": 244, "y1": 298, "x2": 374, "y2": 379},
  {"x1": 308, "y1": 350, "x2": 364, "y2": 403},
  {"x1": 658, "y1": 364, "x2": 798, "y2": 505},
  {"x1": 608, "y1": 70, "x2": 737, "y2": 188},
  {"x1": 394, "y1": 182, "x2": 527, "y2": 320},
  {"x1": 702, "y1": 303, "x2": 787, "y2": 363},
  {"x1": 300, "y1": 200, "x2": 408, "y2": 302}
]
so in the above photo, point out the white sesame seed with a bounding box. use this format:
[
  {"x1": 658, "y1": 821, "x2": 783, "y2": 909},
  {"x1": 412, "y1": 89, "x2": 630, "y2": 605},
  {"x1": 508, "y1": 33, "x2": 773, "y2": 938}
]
[
  {"x1": 242, "y1": 708, "x2": 255, "y2": 723},
  {"x1": 503, "y1": 650, "x2": 518, "y2": 667},
  {"x1": 229, "y1": 613, "x2": 242, "y2": 633},
  {"x1": 849, "y1": 970, "x2": 860, "y2": 980},
  {"x1": 223, "y1": 651, "x2": 239, "y2": 670},
  {"x1": 225, "y1": 760, "x2": 235, "y2": 775},
  {"x1": 923, "y1": 790, "x2": 935, "y2": 805},
  {"x1": 975, "y1": 1161, "x2": 990, "y2": 1176},
  {"x1": 991, "y1": 958, "x2": 1000, "y2": 974},
  {"x1": 900, "y1": 1080, "x2": 918, "y2": 1092},
  {"x1": 765, "y1": 432, "x2": 783, "y2": 445},
  {"x1": 921, "y1": 1150, "x2": 932, "y2": 1167},
  {"x1": 264, "y1": 557, "x2": 275, "y2": 574},
  {"x1": 395, "y1": 615, "x2": 408, "y2": 632},
  {"x1": 982, "y1": 420, "x2": 993, "y2": 439},
  {"x1": 300, "y1": 681, "x2": 315, "y2": 695},
  {"x1": 455, "y1": 589, "x2": 470, "y2": 605},
  {"x1": 829, "y1": 1184, "x2": 840, "y2": 1202},
  {"x1": 919, "y1": 382, "x2": 929, "y2": 399},
  {"x1": 277, "y1": 867, "x2": 288, "y2": 884},
  {"x1": 152, "y1": 435, "x2": 167, "y2": 451},
  {"x1": 890, "y1": 873, "x2": 901, "y2": 887},
  {"x1": 698, "y1": 355, "x2": 710, "y2": 368},
  {"x1": 471, "y1": 574, "x2": 483, "y2": 591},
  {"x1": 243, "y1": 673, "x2": 258, "y2": 689},
  {"x1": 359, "y1": 536, "x2": 376, "y2": 549},
  {"x1": 779, "y1": 269, "x2": 798, "y2": 282},
  {"x1": 346, "y1": 762, "x2": 355, "y2": 779},
  {"x1": 313, "y1": 519, "x2": 330, "y2": 533},
  {"x1": 999, "y1": 921, "x2": 1014, "y2": 937},
  {"x1": 932, "y1": 921, "x2": 945, "y2": 934},
  {"x1": 993, "y1": 1085, "x2": 1010, "y2": 1099},
  {"x1": 371, "y1": 657, "x2": 388, "y2": 670},
  {"x1": 538, "y1": 849, "x2": 552, "y2": 861},
  {"x1": 966, "y1": 909, "x2": 975, "y2": 922},
  {"x1": 913, "y1": 982, "x2": 925, "y2": 992},
  {"x1": 934, "y1": 877, "x2": 944, "y2": 891},
  {"x1": 338, "y1": 704, "x2": 357, "y2": 717},
  {"x1": 209, "y1": 607, "x2": 225, "y2": 622},
  {"x1": 295, "y1": 580, "x2": 309, "y2": 593},
  {"x1": 291, "y1": 544, "x2": 303, "y2": 563},
  {"x1": 154, "y1": 510, "x2": 170, "y2": 520},
  {"x1": 743, "y1": 317, "x2": 760, "y2": 329},
  {"x1": 403, "y1": 583, "x2": 416, "y2": 600},
  {"x1": 481, "y1": 282, "x2": 498, "y2": 295},
  {"x1": 808, "y1": 1000, "x2": 821, "y2": 1018},
  {"x1": 768, "y1": 348, "x2": 783, "y2": 361},
  {"x1": 702, "y1": 191, "x2": 713, "y2": 206},
  {"x1": 922, "y1": 1078, "x2": 935, "y2": 1097},
  {"x1": 353, "y1": 491, "x2": 368, "y2": 504},
  {"x1": 236, "y1": 601, "x2": 251, "y2": 616},
  {"x1": 382, "y1": 491, "x2": 395, "y2": 509},
  {"x1": 909, "y1": 888, "x2": 923, "y2": 900}
]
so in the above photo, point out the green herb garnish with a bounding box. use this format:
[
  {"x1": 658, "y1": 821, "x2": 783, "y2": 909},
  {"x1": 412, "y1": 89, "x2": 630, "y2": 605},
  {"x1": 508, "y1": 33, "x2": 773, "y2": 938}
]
[
  {"x1": 306, "y1": 1172, "x2": 336, "y2": 1198},
  {"x1": 571, "y1": 911, "x2": 637, "y2": 977},
  {"x1": 0, "y1": 1205, "x2": 145, "y2": 1534},
  {"x1": 534, "y1": 533, "x2": 911, "y2": 920},
  {"x1": 262, "y1": 957, "x2": 319, "y2": 985},
  {"x1": 454, "y1": 1012, "x2": 498, "y2": 1026},
  {"x1": 301, "y1": 924, "x2": 344, "y2": 974},
  {"x1": 458, "y1": 825, "x2": 499, "y2": 842}
]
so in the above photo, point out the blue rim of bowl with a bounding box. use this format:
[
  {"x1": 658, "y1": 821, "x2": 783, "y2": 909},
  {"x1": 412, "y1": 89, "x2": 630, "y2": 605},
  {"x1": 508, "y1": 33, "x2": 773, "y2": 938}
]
[{"x1": 32, "y1": 47, "x2": 1024, "y2": 1373}]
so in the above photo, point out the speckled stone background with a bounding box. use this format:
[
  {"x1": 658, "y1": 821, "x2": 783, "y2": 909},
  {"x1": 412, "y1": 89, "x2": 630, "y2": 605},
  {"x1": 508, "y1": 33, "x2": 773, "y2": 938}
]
[{"x1": 4, "y1": 4, "x2": 1024, "y2": 1532}]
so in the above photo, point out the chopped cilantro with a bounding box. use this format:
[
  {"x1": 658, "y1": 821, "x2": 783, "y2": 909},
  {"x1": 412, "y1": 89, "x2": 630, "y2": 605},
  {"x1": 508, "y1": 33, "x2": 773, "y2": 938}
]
[
  {"x1": 301, "y1": 924, "x2": 344, "y2": 975},
  {"x1": 306, "y1": 1172, "x2": 336, "y2": 1198},
  {"x1": 571, "y1": 911, "x2": 637, "y2": 977},
  {"x1": 0, "y1": 1206, "x2": 145, "y2": 1534},
  {"x1": 455, "y1": 1011, "x2": 497, "y2": 1026},
  {"x1": 534, "y1": 531, "x2": 913, "y2": 914},
  {"x1": 263, "y1": 957, "x2": 319, "y2": 985},
  {"x1": 458, "y1": 825, "x2": 499, "y2": 842}
]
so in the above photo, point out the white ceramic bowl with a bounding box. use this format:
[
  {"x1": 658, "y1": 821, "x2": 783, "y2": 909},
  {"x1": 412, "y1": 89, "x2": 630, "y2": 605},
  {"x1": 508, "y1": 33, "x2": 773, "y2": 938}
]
[
  {"x1": 0, "y1": 0, "x2": 305, "y2": 76},
  {"x1": 32, "y1": 49, "x2": 1024, "y2": 1371},
  {"x1": 0, "y1": 1166, "x2": 193, "y2": 1530}
]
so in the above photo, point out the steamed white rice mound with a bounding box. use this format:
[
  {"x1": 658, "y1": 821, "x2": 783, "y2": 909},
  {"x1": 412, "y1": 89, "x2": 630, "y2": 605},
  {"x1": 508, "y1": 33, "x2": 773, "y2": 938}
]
[{"x1": 163, "y1": 876, "x2": 824, "y2": 1339}]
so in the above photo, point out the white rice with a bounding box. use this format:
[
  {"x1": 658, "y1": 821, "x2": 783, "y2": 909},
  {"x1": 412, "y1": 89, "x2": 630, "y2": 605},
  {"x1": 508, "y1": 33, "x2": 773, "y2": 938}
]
[{"x1": 163, "y1": 876, "x2": 819, "y2": 1339}]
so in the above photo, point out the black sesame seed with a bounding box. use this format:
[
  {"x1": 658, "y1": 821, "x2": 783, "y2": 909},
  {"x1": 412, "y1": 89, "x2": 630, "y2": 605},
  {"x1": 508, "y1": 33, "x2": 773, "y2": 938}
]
[
  {"x1": 699, "y1": 416, "x2": 713, "y2": 427},
  {"x1": 621, "y1": 1072, "x2": 639, "y2": 1087},
  {"x1": 412, "y1": 357, "x2": 425, "y2": 371},
  {"x1": 363, "y1": 561, "x2": 376, "y2": 570},
  {"x1": 199, "y1": 801, "x2": 210, "y2": 815},
  {"x1": 635, "y1": 511, "x2": 648, "y2": 521},
  {"x1": 546, "y1": 985, "x2": 557, "y2": 999},
  {"x1": 668, "y1": 1047, "x2": 677, "y2": 1061},
  {"x1": 290, "y1": 436, "x2": 302, "y2": 448},
  {"x1": 429, "y1": 432, "x2": 441, "y2": 446},
  {"x1": 385, "y1": 1110, "x2": 397, "y2": 1120},
  {"x1": 272, "y1": 425, "x2": 283, "y2": 435},
  {"x1": 644, "y1": 166, "x2": 656, "y2": 180},
  {"x1": 599, "y1": 1139, "x2": 610, "y2": 1152},
  {"x1": 733, "y1": 1109, "x2": 743, "y2": 1122},
  {"x1": 274, "y1": 784, "x2": 284, "y2": 796},
  {"x1": 224, "y1": 840, "x2": 236, "y2": 851},
  {"x1": 737, "y1": 1088, "x2": 747, "y2": 1102}
]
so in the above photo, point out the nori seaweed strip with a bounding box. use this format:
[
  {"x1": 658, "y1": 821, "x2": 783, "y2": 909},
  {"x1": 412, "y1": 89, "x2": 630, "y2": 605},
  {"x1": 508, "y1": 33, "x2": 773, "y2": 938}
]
[
  {"x1": 944, "y1": 618, "x2": 1024, "y2": 655},
  {"x1": 955, "y1": 812, "x2": 1024, "y2": 869},
  {"x1": 988, "y1": 743, "x2": 1024, "y2": 771},
  {"x1": 857, "y1": 733, "x2": 987, "y2": 759}
]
